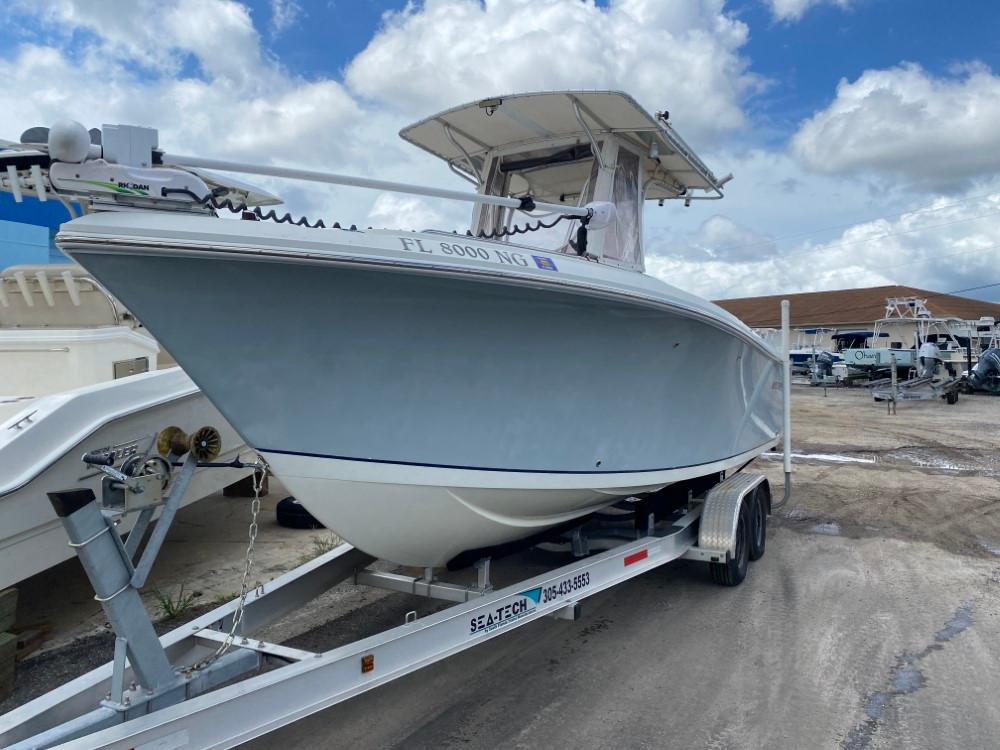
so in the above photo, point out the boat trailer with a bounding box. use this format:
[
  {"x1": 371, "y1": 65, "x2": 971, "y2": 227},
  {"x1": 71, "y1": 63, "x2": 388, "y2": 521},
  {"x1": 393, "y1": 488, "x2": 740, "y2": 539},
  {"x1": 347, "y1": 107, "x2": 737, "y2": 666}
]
[
  {"x1": 0, "y1": 308, "x2": 794, "y2": 750},
  {"x1": 1, "y1": 471, "x2": 783, "y2": 750},
  {"x1": 868, "y1": 375, "x2": 962, "y2": 409}
]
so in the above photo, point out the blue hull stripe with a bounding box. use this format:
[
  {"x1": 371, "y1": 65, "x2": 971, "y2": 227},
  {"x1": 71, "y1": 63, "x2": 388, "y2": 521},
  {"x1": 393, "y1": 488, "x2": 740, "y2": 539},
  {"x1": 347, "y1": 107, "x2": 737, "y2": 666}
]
[{"x1": 256, "y1": 446, "x2": 770, "y2": 475}]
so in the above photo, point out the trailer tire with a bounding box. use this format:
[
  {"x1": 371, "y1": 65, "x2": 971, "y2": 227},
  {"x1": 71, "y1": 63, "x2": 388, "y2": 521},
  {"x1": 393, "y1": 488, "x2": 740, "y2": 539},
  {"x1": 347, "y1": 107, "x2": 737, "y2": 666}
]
[
  {"x1": 276, "y1": 496, "x2": 324, "y2": 529},
  {"x1": 946, "y1": 390, "x2": 959, "y2": 405},
  {"x1": 748, "y1": 485, "x2": 767, "y2": 562},
  {"x1": 710, "y1": 501, "x2": 750, "y2": 586}
]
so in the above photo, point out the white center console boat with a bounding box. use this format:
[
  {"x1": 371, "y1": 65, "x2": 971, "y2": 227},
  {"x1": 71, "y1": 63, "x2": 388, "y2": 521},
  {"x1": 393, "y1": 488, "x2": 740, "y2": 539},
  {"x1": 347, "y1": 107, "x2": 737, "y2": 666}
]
[
  {"x1": 839, "y1": 296, "x2": 994, "y2": 379},
  {"x1": 0, "y1": 93, "x2": 794, "y2": 750},
  {"x1": 1, "y1": 91, "x2": 783, "y2": 569}
]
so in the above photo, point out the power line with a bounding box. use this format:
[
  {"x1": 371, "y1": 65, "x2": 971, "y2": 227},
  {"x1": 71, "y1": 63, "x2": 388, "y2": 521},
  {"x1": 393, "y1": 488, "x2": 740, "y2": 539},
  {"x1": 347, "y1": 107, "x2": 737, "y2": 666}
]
[{"x1": 947, "y1": 281, "x2": 1000, "y2": 296}]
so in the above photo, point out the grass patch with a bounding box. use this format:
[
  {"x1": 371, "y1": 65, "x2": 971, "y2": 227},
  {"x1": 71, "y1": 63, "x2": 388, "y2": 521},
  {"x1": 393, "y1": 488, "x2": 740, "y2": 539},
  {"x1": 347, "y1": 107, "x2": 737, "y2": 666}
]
[
  {"x1": 297, "y1": 534, "x2": 340, "y2": 565},
  {"x1": 152, "y1": 584, "x2": 202, "y2": 620}
]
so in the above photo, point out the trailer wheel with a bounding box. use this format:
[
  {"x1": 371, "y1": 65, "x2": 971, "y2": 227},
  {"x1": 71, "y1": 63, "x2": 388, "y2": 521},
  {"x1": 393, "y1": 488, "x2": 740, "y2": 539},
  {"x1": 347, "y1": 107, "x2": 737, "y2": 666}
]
[
  {"x1": 710, "y1": 501, "x2": 750, "y2": 586},
  {"x1": 748, "y1": 485, "x2": 767, "y2": 562},
  {"x1": 946, "y1": 390, "x2": 959, "y2": 405},
  {"x1": 276, "y1": 496, "x2": 324, "y2": 529}
]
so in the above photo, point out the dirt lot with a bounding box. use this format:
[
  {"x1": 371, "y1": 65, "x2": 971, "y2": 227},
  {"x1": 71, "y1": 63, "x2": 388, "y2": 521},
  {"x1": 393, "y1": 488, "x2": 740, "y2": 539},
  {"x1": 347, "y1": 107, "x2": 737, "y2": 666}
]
[
  {"x1": 3, "y1": 384, "x2": 1000, "y2": 749},
  {"x1": 760, "y1": 384, "x2": 1000, "y2": 560}
]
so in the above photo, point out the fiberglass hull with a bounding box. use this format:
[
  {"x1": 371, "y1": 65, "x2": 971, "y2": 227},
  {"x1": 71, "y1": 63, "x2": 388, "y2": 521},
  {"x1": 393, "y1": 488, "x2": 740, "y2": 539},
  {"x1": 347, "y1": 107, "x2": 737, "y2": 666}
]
[{"x1": 59, "y1": 212, "x2": 782, "y2": 567}]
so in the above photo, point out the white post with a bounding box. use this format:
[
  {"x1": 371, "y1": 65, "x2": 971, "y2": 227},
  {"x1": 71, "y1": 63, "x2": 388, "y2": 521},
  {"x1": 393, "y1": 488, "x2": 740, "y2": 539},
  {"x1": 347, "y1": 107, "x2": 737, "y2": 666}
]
[
  {"x1": 781, "y1": 300, "x2": 792, "y2": 476},
  {"x1": 775, "y1": 300, "x2": 793, "y2": 508},
  {"x1": 890, "y1": 353, "x2": 898, "y2": 415}
]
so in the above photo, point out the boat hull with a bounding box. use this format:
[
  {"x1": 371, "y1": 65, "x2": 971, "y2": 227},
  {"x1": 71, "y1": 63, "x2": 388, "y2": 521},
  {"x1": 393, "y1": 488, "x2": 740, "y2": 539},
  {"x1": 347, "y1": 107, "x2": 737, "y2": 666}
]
[{"x1": 61, "y1": 214, "x2": 782, "y2": 566}]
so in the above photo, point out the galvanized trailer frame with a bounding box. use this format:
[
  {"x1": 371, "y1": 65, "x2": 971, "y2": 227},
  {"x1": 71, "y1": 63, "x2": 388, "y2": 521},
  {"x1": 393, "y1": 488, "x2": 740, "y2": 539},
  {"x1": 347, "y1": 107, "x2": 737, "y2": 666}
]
[
  {"x1": 870, "y1": 374, "x2": 962, "y2": 404},
  {"x1": 1, "y1": 472, "x2": 771, "y2": 750}
]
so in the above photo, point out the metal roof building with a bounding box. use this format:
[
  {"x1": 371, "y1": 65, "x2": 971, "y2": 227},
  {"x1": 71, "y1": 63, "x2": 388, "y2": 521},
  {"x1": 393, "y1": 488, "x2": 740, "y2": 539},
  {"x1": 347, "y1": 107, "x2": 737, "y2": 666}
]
[{"x1": 714, "y1": 285, "x2": 1000, "y2": 330}]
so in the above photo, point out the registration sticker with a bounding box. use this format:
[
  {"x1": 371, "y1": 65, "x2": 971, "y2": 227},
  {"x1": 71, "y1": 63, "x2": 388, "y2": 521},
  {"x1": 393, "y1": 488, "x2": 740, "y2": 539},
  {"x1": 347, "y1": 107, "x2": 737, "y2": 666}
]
[{"x1": 397, "y1": 236, "x2": 560, "y2": 272}]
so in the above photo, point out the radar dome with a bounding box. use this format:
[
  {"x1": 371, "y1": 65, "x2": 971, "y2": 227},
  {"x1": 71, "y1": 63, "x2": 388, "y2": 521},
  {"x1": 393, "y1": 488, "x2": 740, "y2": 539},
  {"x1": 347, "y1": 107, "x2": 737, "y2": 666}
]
[{"x1": 48, "y1": 120, "x2": 91, "y2": 163}]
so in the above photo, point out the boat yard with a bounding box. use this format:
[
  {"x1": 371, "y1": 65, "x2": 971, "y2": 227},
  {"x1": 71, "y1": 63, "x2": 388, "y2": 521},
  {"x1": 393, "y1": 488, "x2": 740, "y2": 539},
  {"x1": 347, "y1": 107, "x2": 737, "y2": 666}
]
[
  {"x1": 1, "y1": 4, "x2": 998, "y2": 745},
  {"x1": 0, "y1": 112, "x2": 997, "y2": 747},
  {"x1": 2, "y1": 382, "x2": 999, "y2": 748}
]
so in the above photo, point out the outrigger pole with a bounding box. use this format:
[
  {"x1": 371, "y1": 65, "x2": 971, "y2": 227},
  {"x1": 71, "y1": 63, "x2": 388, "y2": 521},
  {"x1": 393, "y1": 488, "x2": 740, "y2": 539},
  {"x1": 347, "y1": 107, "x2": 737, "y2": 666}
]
[{"x1": 161, "y1": 153, "x2": 600, "y2": 220}]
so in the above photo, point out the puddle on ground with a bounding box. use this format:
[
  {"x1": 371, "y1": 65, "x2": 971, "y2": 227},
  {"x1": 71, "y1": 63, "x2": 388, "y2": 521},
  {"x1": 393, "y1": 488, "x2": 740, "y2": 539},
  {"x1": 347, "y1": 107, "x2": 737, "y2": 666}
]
[
  {"x1": 891, "y1": 664, "x2": 925, "y2": 692},
  {"x1": 934, "y1": 601, "x2": 974, "y2": 642},
  {"x1": 884, "y1": 446, "x2": 1000, "y2": 477},
  {"x1": 976, "y1": 537, "x2": 1000, "y2": 556},
  {"x1": 812, "y1": 522, "x2": 841, "y2": 536},
  {"x1": 763, "y1": 451, "x2": 875, "y2": 465},
  {"x1": 842, "y1": 602, "x2": 975, "y2": 750},
  {"x1": 763, "y1": 447, "x2": 999, "y2": 477}
]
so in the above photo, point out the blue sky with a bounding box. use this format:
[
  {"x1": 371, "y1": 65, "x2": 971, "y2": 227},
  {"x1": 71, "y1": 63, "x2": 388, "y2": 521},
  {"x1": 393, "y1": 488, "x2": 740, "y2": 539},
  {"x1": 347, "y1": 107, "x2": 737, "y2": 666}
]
[
  {"x1": 244, "y1": 0, "x2": 1000, "y2": 148},
  {"x1": 2, "y1": 0, "x2": 999, "y2": 301},
  {"x1": 238, "y1": 0, "x2": 1000, "y2": 150},
  {"x1": 737, "y1": 1, "x2": 1000, "y2": 134}
]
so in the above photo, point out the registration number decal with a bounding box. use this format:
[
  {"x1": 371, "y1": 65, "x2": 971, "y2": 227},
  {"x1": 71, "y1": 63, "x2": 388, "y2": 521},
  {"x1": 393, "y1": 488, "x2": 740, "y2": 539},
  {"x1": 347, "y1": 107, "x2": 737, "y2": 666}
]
[{"x1": 398, "y1": 237, "x2": 559, "y2": 271}]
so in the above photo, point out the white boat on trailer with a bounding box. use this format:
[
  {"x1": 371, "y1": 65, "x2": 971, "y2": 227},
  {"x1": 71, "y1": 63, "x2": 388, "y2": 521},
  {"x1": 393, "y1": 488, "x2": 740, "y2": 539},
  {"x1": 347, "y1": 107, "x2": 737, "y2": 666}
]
[
  {"x1": 0, "y1": 93, "x2": 793, "y2": 749},
  {"x1": 31, "y1": 91, "x2": 781, "y2": 567},
  {"x1": 840, "y1": 296, "x2": 993, "y2": 379}
]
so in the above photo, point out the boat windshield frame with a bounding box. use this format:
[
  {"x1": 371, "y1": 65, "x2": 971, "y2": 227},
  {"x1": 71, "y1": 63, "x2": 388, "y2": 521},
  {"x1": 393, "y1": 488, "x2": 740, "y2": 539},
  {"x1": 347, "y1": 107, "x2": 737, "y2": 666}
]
[{"x1": 471, "y1": 134, "x2": 646, "y2": 272}]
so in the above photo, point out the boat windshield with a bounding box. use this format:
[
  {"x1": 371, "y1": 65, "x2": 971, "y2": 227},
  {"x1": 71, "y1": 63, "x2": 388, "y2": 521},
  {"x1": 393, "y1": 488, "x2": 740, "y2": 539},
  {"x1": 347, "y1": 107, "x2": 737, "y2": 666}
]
[
  {"x1": 476, "y1": 143, "x2": 599, "y2": 254},
  {"x1": 474, "y1": 139, "x2": 644, "y2": 267}
]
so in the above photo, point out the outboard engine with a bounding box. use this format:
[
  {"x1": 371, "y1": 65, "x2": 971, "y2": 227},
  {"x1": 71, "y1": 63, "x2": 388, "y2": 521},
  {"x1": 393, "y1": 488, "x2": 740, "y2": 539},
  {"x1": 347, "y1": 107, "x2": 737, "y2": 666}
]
[
  {"x1": 814, "y1": 350, "x2": 834, "y2": 378},
  {"x1": 918, "y1": 341, "x2": 942, "y2": 379},
  {"x1": 969, "y1": 348, "x2": 1000, "y2": 394}
]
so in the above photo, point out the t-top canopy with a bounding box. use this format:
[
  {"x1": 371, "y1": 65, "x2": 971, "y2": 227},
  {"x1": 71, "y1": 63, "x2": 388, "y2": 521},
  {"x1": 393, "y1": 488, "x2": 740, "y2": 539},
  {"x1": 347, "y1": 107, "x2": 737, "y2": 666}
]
[{"x1": 399, "y1": 91, "x2": 724, "y2": 200}]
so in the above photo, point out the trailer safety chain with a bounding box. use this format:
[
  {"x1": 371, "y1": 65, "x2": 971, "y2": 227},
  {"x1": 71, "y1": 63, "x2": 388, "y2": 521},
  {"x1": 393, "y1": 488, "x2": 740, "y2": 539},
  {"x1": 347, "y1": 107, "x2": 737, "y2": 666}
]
[{"x1": 184, "y1": 458, "x2": 268, "y2": 674}]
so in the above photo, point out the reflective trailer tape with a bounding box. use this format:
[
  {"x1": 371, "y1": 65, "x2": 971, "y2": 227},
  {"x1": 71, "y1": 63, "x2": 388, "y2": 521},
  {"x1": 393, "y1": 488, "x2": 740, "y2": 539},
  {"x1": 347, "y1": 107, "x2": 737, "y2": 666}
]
[{"x1": 623, "y1": 549, "x2": 648, "y2": 567}]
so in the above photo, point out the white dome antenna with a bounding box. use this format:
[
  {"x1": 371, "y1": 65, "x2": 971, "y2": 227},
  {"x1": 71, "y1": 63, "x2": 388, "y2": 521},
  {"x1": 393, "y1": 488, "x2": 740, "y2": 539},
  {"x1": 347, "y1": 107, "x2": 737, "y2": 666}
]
[{"x1": 48, "y1": 119, "x2": 92, "y2": 163}]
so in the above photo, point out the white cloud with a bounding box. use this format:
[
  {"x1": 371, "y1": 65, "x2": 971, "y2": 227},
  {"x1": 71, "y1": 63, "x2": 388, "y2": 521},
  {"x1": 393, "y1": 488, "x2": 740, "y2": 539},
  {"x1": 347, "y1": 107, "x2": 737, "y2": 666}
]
[
  {"x1": 5, "y1": 0, "x2": 999, "y2": 306},
  {"x1": 654, "y1": 214, "x2": 776, "y2": 262},
  {"x1": 0, "y1": 42, "x2": 362, "y2": 166},
  {"x1": 1, "y1": 0, "x2": 769, "y2": 230},
  {"x1": 647, "y1": 188, "x2": 1000, "y2": 300},
  {"x1": 270, "y1": 0, "x2": 303, "y2": 35},
  {"x1": 763, "y1": 0, "x2": 850, "y2": 23},
  {"x1": 791, "y1": 63, "x2": 1000, "y2": 188},
  {"x1": 0, "y1": 1, "x2": 422, "y2": 226},
  {"x1": 366, "y1": 192, "x2": 463, "y2": 232},
  {"x1": 19, "y1": 0, "x2": 266, "y2": 85},
  {"x1": 346, "y1": 0, "x2": 759, "y2": 144}
]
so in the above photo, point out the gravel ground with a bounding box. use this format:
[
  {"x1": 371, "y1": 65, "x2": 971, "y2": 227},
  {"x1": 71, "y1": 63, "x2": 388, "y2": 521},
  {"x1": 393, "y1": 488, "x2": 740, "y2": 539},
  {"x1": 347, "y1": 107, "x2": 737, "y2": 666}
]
[{"x1": 4, "y1": 385, "x2": 1000, "y2": 749}]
